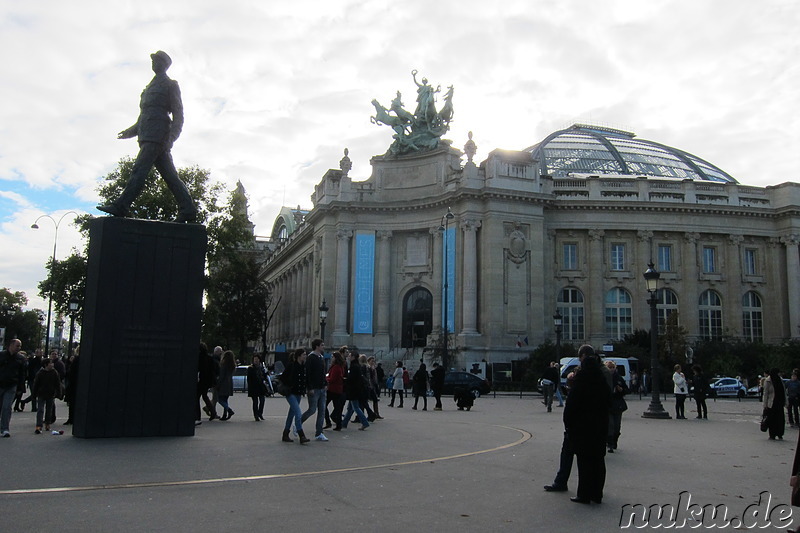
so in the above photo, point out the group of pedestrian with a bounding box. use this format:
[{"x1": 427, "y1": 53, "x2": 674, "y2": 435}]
[
  {"x1": 280, "y1": 340, "x2": 381, "y2": 444},
  {"x1": 0, "y1": 339, "x2": 80, "y2": 437},
  {"x1": 196, "y1": 344, "x2": 248, "y2": 425}
]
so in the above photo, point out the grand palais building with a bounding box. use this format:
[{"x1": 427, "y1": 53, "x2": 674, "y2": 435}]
[{"x1": 257, "y1": 121, "x2": 800, "y2": 369}]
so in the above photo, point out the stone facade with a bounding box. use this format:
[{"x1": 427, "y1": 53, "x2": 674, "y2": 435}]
[{"x1": 258, "y1": 142, "x2": 800, "y2": 368}]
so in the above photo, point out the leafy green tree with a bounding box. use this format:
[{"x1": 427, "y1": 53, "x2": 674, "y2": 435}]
[
  {"x1": 37, "y1": 253, "x2": 87, "y2": 321},
  {"x1": 38, "y1": 158, "x2": 225, "y2": 330},
  {"x1": 0, "y1": 288, "x2": 45, "y2": 350},
  {"x1": 203, "y1": 183, "x2": 270, "y2": 360},
  {"x1": 97, "y1": 157, "x2": 223, "y2": 224}
]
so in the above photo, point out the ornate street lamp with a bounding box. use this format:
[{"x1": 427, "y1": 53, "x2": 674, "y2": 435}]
[
  {"x1": 67, "y1": 295, "x2": 81, "y2": 358},
  {"x1": 318, "y1": 299, "x2": 329, "y2": 345},
  {"x1": 438, "y1": 207, "x2": 455, "y2": 366},
  {"x1": 553, "y1": 310, "x2": 563, "y2": 361},
  {"x1": 31, "y1": 210, "x2": 78, "y2": 354},
  {"x1": 642, "y1": 262, "x2": 671, "y2": 419}
]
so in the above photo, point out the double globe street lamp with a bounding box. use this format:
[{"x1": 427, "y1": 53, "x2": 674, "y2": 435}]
[{"x1": 31, "y1": 211, "x2": 78, "y2": 355}]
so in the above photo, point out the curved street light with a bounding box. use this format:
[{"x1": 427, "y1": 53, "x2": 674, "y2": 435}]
[
  {"x1": 31, "y1": 210, "x2": 78, "y2": 354},
  {"x1": 642, "y1": 261, "x2": 671, "y2": 419}
]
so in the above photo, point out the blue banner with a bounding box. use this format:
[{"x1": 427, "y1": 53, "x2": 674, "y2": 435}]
[
  {"x1": 442, "y1": 226, "x2": 456, "y2": 333},
  {"x1": 353, "y1": 231, "x2": 375, "y2": 334}
]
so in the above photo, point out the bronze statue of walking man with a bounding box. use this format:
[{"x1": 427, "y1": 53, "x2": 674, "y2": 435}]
[{"x1": 98, "y1": 51, "x2": 198, "y2": 223}]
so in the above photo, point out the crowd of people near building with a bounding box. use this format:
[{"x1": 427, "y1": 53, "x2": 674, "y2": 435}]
[
  {"x1": 0, "y1": 338, "x2": 80, "y2": 437},
  {"x1": 193, "y1": 339, "x2": 452, "y2": 445}
]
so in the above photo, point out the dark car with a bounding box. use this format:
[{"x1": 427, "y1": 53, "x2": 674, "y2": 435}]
[{"x1": 441, "y1": 372, "x2": 491, "y2": 398}]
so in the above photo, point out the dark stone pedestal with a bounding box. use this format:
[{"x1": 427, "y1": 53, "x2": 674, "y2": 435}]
[{"x1": 73, "y1": 217, "x2": 206, "y2": 438}]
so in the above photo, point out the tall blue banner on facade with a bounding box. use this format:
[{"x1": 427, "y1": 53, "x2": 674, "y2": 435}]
[
  {"x1": 353, "y1": 231, "x2": 375, "y2": 334},
  {"x1": 442, "y1": 226, "x2": 456, "y2": 333}
]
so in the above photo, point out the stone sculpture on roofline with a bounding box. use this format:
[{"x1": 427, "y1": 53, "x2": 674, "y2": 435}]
[{"x1": 370, "y1": 70, "x2": 454, "y2": 156}]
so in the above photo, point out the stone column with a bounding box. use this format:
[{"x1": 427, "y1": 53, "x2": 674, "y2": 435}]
[
  {"x1": 588, "y1": 229, "x2": 605, "y2": 341},
  {"x1": 376, "y1": 231, "x2": 393, "y2": 336},
  {"x1": 637, "y1": 230, "x2": 654, "y2": 329},
  {"x1": 682, "y1": 233, "x2": 700, "y2": 339},
  {"x1": 431, "y1": 227, "x2": 443, "y2": 334},
  {"x1": 334, "y1": 229, "x2": 353, "y2": 336},
  {"x1": 726, "y1": 234, "x2": 744, "y2": 335},
  {"x1": 782, "y1": 234, "x2": 800, "y2": 339},
  {"x1": 299, "y1": 259, "x2": 309, "y2": 342},
  {"x1": 461, "y1": 218, "x2": 481, "y2": 335}
]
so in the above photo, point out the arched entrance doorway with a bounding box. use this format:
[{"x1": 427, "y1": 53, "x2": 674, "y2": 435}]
[{"x1": 401, "y1": 287, "x2": 432, "y2": 348}]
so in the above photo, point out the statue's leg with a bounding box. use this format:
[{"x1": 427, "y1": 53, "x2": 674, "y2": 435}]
[
  {"x1": 154, "y1": 150, "x2": 197, "y2": 220},
  {"x1": 117, "y1": 143, "x2": 161, "y2": 210}
]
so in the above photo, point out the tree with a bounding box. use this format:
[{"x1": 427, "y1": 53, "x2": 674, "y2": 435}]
[
  {"x1": 0, "y1": 288, "x2": 45, "y2": 350},
  {"x1": 37, "y1": 158, "x2": 225, "y2": 328},
  {"x1": 37, "y1": 253, "x2": 87, "y2": 321},
  {"x1": 97, "y1": 157, "x2": 223, "y2": 224},
  {"x1": 203, "y1": 183, "x2": 271, "y2": 360}
]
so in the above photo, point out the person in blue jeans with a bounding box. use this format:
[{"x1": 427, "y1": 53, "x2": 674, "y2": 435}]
[
  {"x1": 341, "y1": 351, "x2": 370, "y2": 430},
  {"x1": 301, "y1": 339, "x2": 329, "y2": 441},
  {"x1": 282, "y1": 349, "x2": 310, "y2": 444}
]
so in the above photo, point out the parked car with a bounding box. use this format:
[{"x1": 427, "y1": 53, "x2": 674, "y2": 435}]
[
  {"x1": 232, "y1": 365, "x2": 249, "y2": 392},
  {"x1": 441, "y1": 372, "x2": 491, "y2": 398},
  {"x1": 708, "y1": 377, "x2": 747, "y2": 398}
]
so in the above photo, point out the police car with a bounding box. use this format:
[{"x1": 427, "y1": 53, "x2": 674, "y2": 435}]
[{"x1": 708, "y1": 377, "x2": 747, "y2": 398}]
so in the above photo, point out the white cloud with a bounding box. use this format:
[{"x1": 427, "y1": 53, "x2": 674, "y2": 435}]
[{"x1": 0, "y1": 0, "x2": 799, "y2": 311}]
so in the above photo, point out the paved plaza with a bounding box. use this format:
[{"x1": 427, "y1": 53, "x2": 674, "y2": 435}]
[{"x1": 1, "y1": 393, "x2": 794, "y2": 532}]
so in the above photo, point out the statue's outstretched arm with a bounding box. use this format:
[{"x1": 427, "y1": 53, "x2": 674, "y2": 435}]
[
  {"x1": 117, "y1": 123, "x2": 138, "y2": 139},
  {"x1": 411, "y1": 69, "x2": 422, "y2": 88}
]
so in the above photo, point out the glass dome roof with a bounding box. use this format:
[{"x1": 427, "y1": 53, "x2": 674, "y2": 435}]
[{"x1": 525, "y1": 124, "x2": 736, "y2": 183}]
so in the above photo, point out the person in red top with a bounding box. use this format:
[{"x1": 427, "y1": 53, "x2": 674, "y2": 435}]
[{"x1": 326, "y1": 348, "x2": 347, "y2": 431}]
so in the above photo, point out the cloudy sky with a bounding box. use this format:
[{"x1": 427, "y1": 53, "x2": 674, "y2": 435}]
[{"x1": 1, "y1": 0, "x2": 798, "y2": 314}]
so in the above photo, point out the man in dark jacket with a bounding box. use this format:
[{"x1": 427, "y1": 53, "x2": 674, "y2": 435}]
[
  {"x1": 0, "y1": 339, "x2": 26, "y2": 437},
  {"x1": 562, "y1": 344, "x2": 611, "y2": 504},
  {"x1": 301, "y1": 339, "x2": 328, "y2": 441},
  {"x1": 341, "y1": 352, "x2": 370, "y2": 430}
]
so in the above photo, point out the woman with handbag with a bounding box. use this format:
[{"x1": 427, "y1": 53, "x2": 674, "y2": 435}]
[
  {"x1": 672, "y1": 364, "x2": 688, "y2": 419},
  {"x1": 762, "y1": 367, "x2": 786, "y2": 440},
  {"x1": 606, "y1": 360, "x2": 629, "y2": 453}
]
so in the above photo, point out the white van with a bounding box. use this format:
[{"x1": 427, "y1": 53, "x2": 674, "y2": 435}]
[{"x1": 559, "y1": 356, "x2": 638, "y2": 390}]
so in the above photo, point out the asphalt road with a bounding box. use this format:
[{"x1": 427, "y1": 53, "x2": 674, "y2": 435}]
[{"x1": 0, "y1": 393, "x2": 793, "y2": 532}]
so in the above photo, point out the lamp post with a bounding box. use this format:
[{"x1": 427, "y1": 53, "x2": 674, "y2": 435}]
[
  {"x1": 31, "y1": 210, "x2": 78, "y2": 355},
  {"x1": 553, "y1": 310, "x2": 563, "y2": 361},
  {"x1": 642, "y1": 262, "x2": 671, "y2": 419},
  {"x1": 318, "y1": 299, "x2": 329, "y2": 345},
  {"x1": 438, "y1": 207, "x2": 455, "y2": 366},
  {"x1": 67, "y1": 295, "x2": 80, "y2": 358}
]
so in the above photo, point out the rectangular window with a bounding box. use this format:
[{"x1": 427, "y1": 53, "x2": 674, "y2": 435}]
[
  {"x1": 562, "y1": 243, "x2": 578, "y2": 270},
  {"x1": 702, "y1": 246, "x2": 716, "y2": 273},
  {"x1": 657, "y1": 244, "x2": 672, "y2": 272},
  {"x1": 744, "y1": 249, "x2": 757, "y2": 276},
  {"x1": 610, "y1": 244, "x2": 626, "y2": 271}
]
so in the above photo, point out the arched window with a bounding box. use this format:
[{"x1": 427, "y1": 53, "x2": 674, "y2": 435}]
[
  {"x1": 277, "y1": 225, "x2": 288, "y2": 241},
  {"x1": 698, "y1": 290, "x2": 723, "y2": 340},
  {"x1": 657, "y1": 289, "x2": 679, "y2": 333},
  {"x1": 401, "y1": 287, "x2": 433, "y2": 348},
  {"x1": 605, "y1": 288, "x2": 632, "y2": 339},
  {"x1": 557, "y1": 287, "x2": 585, "y2": 341},
  {"x1": 742, "y1": 291, "x2": 763, "y2": 342}
]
